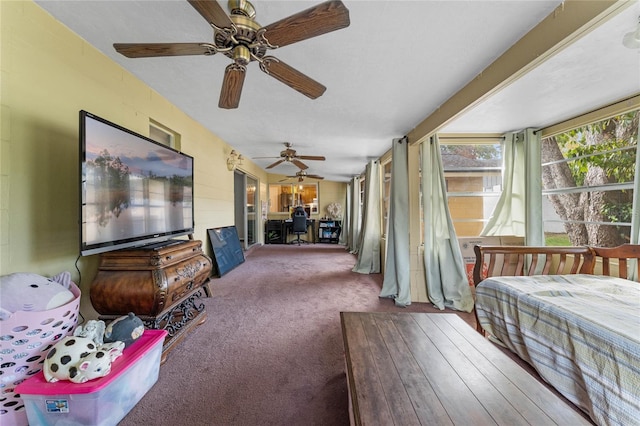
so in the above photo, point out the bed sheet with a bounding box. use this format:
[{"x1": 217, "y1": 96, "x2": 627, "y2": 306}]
[{"x1": 475, "y1": 274, "x2": 640, "y2": 426}]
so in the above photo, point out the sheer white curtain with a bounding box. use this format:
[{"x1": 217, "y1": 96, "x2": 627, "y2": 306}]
[
  {"x1": 339, "y1": 183, "x2": 350, "y2": 246},
  {"x1": 353, "y1": 160, "x2": 381, "y2": 274},
  {"x1": 481, "y1": 129, "x2": 543, "y2": 244},
  {"x1": 347, "y1": 176, "x2": 361, "y2": 254},
  {"x1": 422, "y1": 136, "x2": 474, "y2": 312},
  {"x1": 380, "y1": 138, "x2": 411, "y2": 306},
  {"x1": 481, "y1": 132, "x2": 526, "y2": 237}
]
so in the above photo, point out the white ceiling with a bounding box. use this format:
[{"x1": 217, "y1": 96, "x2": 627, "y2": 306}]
[{"x1": 35, "y1": 0, "x2": 640, "y2": 182}]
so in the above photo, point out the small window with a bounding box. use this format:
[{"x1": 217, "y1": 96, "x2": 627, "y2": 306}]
[{"x1": 149, "y1": 119, "x2": 179, "y2": 149}]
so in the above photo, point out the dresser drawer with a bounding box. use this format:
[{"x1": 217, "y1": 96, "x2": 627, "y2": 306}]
[{"x1": 98, "y1": 240, "x2": 204, "y2": 269}]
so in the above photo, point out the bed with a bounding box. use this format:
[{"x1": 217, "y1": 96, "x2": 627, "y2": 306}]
[{"x1": 472, "y1": 244, "x2": 640, "y2": 426}]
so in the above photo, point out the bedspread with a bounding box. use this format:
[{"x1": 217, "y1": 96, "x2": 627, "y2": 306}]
[{"x1": 475, "y1": 274, "x2": 640, "y2": 426}]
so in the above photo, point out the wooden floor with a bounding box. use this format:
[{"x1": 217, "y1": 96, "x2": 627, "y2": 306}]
[{"x1": 341, "y1": 312, "x2": 592, "y2": 425}]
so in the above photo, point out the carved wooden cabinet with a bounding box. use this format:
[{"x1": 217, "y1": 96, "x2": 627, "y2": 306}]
[{"x1": 90, "y1": 239, "x2": 212, "y2": 357}]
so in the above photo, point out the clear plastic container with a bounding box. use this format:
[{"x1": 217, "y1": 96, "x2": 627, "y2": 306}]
[{"x1": 16, "y1": 329, "x2": 167, "y2": 426}]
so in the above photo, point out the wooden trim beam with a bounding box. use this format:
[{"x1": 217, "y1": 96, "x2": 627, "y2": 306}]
[{"x1": 540, "y1": 93, "x2": 640, "y2": 138}]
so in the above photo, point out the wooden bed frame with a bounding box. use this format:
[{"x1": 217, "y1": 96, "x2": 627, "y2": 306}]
[
  {"x1": 471, "y1": 243, "x2": 640, "y2": 425},
  {"x1": 472, "y1": 243, "x2": 640, "y2": 334}
]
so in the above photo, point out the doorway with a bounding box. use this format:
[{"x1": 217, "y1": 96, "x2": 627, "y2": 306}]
[{"x1": 234, "y1": 171, "x2": 259, "y2": 249}]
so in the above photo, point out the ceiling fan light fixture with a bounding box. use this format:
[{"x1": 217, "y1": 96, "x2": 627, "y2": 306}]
[
  {"x1": 233, "y1": 45, "x2": 251, "y2": 65},
  {"x1": 622, "y1": 17, "x2": 640, "y2": 49}
]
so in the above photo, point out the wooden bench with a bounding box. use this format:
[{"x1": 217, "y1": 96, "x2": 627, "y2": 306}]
[{"x1": 340, "y1": 312, "x2": 591, "y2": 425}]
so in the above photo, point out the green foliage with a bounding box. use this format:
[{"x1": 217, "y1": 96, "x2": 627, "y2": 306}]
[
  {"x1": 560, "y1": 139, "x2": 636, "y2": 186},
  {"x1": 602, "y1": 201, "x2": 633, "y2": 224},
  {"x1": 556, "y1": 111, "x2": 637, "y2": 184}
]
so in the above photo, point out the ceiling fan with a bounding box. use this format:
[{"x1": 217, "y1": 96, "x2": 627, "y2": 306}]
[
  {"x1": 255, "y1": 142, "x2": 325, "y2": 170},
  {"x1": 279, "y1": 170, "x2": 325, "y2": 182},
  {"x1": 113, "y1": 0, "x2": 350, "y2": 109}
]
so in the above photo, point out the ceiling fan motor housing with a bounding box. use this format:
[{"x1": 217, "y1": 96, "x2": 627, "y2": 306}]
[
  {"x1": 215, "y1": 3, "x2": 267, "y2": 64},
  {"x1": 229, "y1": 0, "x2": 256, "y2": 18}
]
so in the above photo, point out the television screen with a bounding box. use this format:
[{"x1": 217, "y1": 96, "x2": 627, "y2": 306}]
[{"x1": 80, "y1": 110, "x2": 194, "y2": 256}]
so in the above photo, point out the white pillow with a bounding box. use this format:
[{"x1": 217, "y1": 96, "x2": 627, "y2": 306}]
[{"x1": 0, "y1": 272, "x2": 74, "y2": 319}]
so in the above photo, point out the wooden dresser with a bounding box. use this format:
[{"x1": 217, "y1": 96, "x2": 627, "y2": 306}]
[{"x1": 90, "y1": 239, "x2": 212, "y2": 358}]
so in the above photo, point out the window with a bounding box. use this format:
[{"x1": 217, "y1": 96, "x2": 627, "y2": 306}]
[
  {"x1": 268, "y1": 183, "x2": 318, "y2": 215},
  {"x1": 440, "y1": 140, "x2": 503, "y2": 237},
  {"x1": 541, "y1": 110, "x2": 637, "y2": 247}
]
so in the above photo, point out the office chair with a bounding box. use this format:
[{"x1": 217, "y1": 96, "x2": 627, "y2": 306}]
[{"x1": 290, "y1": 208, "x2": 309, "y2": 245}]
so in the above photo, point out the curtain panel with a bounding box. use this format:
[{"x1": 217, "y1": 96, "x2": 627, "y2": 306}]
[
  {"x1": 422, "y1": 136, "x2": 474, "y2": 312},
  {"x1": 380, "y1": 137, "x2": 411, "y2": 306},
  {"x1": 480, "y1": 132, "x2": 526, "y2": 237},
  {"x1": 481, "y1": 129, "x2": 543, "y2": 244},
  {"x1": 353, "y1": 161, "x2": 382, "y2": 274},
  {"x1": 630, "y1": 125, "x2": 640, "y2": 280},
  {"x1": 524, "y1": 129, "x2": 544, "y2": 245},
  {"x1": 348, "y1": 176, "x2": 361, "y2": 254},
  {"x1": 339, "y1": 182, "x2": 351, "y2": 247}
]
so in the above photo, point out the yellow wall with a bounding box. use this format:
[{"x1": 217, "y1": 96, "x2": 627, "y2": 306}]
[{"x1": 0, "y1": 1, "x2": 267, "y2": 318}]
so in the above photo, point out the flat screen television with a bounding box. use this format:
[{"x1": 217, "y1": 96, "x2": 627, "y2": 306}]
[{"x1": 79, "y1": 110, "x2": 194, "y2": 256}]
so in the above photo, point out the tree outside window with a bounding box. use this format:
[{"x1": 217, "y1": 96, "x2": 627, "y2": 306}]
[{"x1": 541, "y1": 110, "x2": 638, "y2": 247}]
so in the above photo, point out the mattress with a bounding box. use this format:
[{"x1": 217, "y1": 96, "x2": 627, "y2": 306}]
[{"x1": 475, "y1": 274, "x2": 640, "y2": 426}]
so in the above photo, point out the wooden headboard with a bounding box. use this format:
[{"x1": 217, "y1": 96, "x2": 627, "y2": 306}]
[
  {"x1": 472, "y1": 245, "x2": 594, "y2": 286},
  {"x1": 472, "y1": 244, "x2": 640, "y2": 287},
  {"x1": 592, "y1": 244, "x2": 640, "y2": 281}
]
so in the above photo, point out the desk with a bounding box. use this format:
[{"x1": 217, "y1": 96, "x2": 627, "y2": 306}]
[
  {"x1": 340, "y1": 312, "x2": 590, "y2": 426},
  {"x1": 283, "y1": 219, "x2": 316, "y2": 243}
]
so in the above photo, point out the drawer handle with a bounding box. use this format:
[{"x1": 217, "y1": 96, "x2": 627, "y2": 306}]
[{"x1": 166, "y1": 255, "x2": 173, "y2": 261}]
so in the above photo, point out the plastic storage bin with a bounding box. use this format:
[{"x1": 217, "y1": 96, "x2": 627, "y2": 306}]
[
  {"x1": 0, "y1": 282, "x2": 81, "y2": 426},
  {"x1": 15, "y1": 329, "x2": 167, "y2": 426}
]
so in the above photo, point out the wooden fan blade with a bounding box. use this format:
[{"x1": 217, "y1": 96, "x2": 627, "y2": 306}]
[
  {"x1": 297, "y1": 155, "x2": 326, "y2": 161},
  {"x1": 291, "y1": 159, "x2": 309, "y2": 170},
  {"x1": 266, "y1": 159, "x2": 286, "y2": 169},
  {"x1": 114, "y1": 43, "x2": 214, "y2": 58},
  {"x1": 307, "y1": 175, "x2": 325, "y2": 180},
  {"x1": 260, "y1": 57, "x2": 326, "y2": 99},
  {"x1": 188, "y1": 0, "x2": 234, "y2": 29},
  {"x1": 219, "y1": 64, "x2": 246, "y2": 109},
  {"x1": 262, "y1": 0, "x2": 350, "y2": 48}
]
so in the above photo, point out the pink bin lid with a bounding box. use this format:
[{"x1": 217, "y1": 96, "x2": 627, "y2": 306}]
[{"x1": 15, "y1": 329, "x2": 167, "y2": 395}]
